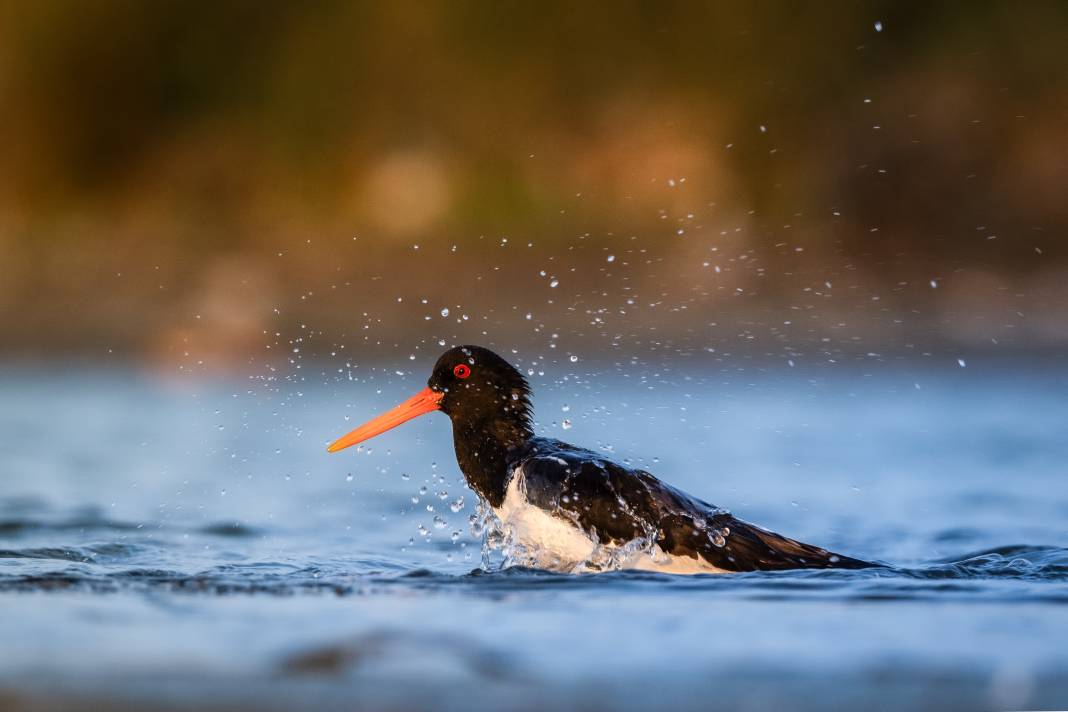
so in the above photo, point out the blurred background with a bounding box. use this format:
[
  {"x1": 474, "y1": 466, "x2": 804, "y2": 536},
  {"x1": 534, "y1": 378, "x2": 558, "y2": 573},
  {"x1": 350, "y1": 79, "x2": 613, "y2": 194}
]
[
  {"x1": 3, "y1": 6, "x2": 1068, "y2": 710},
  {"x1": 2, "y1": 1, "x2": 1066, "y2": 371}
]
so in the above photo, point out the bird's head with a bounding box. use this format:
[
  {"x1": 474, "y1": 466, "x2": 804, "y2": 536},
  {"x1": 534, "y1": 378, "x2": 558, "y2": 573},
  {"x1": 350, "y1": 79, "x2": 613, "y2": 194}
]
[{"x1": 327, "y1": 345, "x2": 532, "y2": 453}]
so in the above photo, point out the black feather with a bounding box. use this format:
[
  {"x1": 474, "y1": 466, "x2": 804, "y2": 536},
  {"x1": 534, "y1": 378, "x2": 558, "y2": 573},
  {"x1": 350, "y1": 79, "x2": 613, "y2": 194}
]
[{"x1": 510, "y1": 438, "x2": 872, "y2": 572}]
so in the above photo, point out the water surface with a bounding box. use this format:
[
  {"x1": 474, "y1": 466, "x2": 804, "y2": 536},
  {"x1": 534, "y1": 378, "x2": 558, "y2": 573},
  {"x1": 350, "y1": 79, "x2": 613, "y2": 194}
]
[{"x1": 1, "y1": 361, "x2": 1066, "y2": 710}]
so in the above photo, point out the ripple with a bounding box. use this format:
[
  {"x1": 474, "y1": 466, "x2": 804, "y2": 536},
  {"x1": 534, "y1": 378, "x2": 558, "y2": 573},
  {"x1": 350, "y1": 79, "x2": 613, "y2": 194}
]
[
  {"x1": 0, "y1": 538, "x2": 1065, "y2": 599},
  {"x1": 911, "y1": 545, "x2": 1068, "y2": 581},
  {"x1": 0, "y1": 542, "x2": 145, "y2": 562},
  {"x1": 0, "y1": 517, "x2": 140, "y2": 536},
  {"x1": 197, "y1": 522, "x2": 263, "y2": 538}
]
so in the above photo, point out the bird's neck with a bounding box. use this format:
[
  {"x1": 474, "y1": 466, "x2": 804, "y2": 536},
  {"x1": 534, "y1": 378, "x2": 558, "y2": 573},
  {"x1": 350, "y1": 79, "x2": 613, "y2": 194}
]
[{"x1": 452, "y1": 416, "x2": 531, "y2": 508}]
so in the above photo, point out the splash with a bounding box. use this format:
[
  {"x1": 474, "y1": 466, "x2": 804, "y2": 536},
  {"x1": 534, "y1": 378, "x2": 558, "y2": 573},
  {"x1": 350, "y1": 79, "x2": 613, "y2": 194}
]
[{"x1": 470, "y1": 496, "x2": 696, "y2": 574}]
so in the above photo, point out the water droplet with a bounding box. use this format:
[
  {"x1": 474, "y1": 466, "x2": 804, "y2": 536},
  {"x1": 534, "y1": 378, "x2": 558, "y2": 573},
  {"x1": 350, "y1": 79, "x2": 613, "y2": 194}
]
[
  {"x1": 874, "y1": 20, "x2": 883, "y2": 32},
  {"x1": 440, "y1": 308, "x2": 450, "y2": 317},
  {"x1": 433, "y1": 515, "x2": 448, "y2": 529},
  {"x1": 957, "y1": 358, "x2": 967, "y2": 368},
  {"x1": 562, "y1": 419, "x2": 572, "y2": 430},
  {"x1": 569, "y1": 355, "x2": 578, "y2": 363},
  {"x1": 606, "y1": 255, "x2": 615, "y2": 263},
  {"x1": 345, "y1": 473, "x2": 354, "y2": 482},
  {"x1": 549, "y1": 279, "x2": 559, "y2": 288}
]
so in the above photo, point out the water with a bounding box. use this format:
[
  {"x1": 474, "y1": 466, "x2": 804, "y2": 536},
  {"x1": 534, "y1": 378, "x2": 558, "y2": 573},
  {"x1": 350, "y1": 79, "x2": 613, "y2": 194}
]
[{"x1": 1, "y1": 360, "x2": 1067, "y2": 710}]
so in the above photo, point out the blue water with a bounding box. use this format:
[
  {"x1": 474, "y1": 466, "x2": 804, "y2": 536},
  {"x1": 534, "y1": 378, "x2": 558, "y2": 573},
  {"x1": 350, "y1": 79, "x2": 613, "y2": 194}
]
[{"x1": 1, "y1": 360, "x2": 1066, "y2": 710}]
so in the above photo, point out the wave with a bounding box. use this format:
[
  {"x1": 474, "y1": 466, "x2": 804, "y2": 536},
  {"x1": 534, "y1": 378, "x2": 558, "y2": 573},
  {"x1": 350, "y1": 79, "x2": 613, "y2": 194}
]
[
  {"x1": 0, "y1": 543, "x2": 1065, "y2": 598},
  {"x1": 0, "y1": 516, "x2": 260, "y2": 538}
]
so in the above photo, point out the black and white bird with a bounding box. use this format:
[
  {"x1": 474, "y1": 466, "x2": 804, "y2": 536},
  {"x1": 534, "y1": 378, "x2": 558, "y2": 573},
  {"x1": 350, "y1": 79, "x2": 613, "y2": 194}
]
[{"x1": 328, "y1": 345, "x2": 871, "y2": 574}]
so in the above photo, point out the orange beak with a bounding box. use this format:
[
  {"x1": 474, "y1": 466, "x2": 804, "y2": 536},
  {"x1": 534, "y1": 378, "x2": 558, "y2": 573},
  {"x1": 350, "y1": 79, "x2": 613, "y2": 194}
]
[{"x1": 327, "y1": 387, "x2": 444, "y2": 453}]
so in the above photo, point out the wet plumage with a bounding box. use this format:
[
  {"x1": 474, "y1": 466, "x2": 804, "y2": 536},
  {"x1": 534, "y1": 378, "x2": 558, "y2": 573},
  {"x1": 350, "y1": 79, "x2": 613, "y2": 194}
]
[
  {"x1": 329, "y1": 345, "x2": 872, "y2": 574},
  {"x1": 503, "y1": 437, "x2": 869, "y2": 572}
]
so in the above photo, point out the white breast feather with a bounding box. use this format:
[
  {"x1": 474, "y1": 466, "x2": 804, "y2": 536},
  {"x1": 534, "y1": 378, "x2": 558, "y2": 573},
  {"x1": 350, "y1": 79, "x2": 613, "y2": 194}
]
[{"x1": 492, "y1": 466, "x2": 727, "y2": 575}]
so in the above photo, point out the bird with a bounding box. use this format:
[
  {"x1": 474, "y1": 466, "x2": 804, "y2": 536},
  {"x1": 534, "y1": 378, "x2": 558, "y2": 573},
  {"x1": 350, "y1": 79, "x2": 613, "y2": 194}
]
[{"x1": 328, "y1": 345, "x2": 871, "y2": 574}]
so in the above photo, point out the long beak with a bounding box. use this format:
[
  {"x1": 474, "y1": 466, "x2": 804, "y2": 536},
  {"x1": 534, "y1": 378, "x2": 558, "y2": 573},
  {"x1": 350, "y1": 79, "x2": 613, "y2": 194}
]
[{"x1": 327, "y1": 387, "x2": 444, "y2": 453}]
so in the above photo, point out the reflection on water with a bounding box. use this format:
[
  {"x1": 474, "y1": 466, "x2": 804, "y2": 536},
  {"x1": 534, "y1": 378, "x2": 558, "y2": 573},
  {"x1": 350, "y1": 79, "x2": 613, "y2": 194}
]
[{"x1": 0, "y1": 361, "x2": 1066, "y2": 711}]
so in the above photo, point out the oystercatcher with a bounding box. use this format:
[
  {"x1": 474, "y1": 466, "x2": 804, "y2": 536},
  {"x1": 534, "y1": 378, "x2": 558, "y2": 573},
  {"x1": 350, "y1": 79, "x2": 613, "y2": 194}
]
[{"x1": 328, "y1": 345, "x2": 870, "y2": 573}]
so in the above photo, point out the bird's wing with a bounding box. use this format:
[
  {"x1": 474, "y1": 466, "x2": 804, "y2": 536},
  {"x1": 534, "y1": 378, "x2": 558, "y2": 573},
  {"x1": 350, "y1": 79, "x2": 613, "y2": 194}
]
[
  {"x1": 510, "y1": 438, "x2": 870, "y2": 572},
  {"x1": 657, "y1": 511, "x2": 871, "y2": 571}
]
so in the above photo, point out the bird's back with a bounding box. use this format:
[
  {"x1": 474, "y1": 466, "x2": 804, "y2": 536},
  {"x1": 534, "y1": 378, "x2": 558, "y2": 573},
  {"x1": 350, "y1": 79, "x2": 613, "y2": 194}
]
[{"x1": 502, "y1": 437, "x2": 871, "y2": 573}]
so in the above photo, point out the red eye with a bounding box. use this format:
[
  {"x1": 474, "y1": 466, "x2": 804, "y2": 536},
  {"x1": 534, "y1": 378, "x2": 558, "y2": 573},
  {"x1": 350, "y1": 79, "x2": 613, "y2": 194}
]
[{"x1": 453, "y1": 364, "x2": 471, "y2": 379}]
